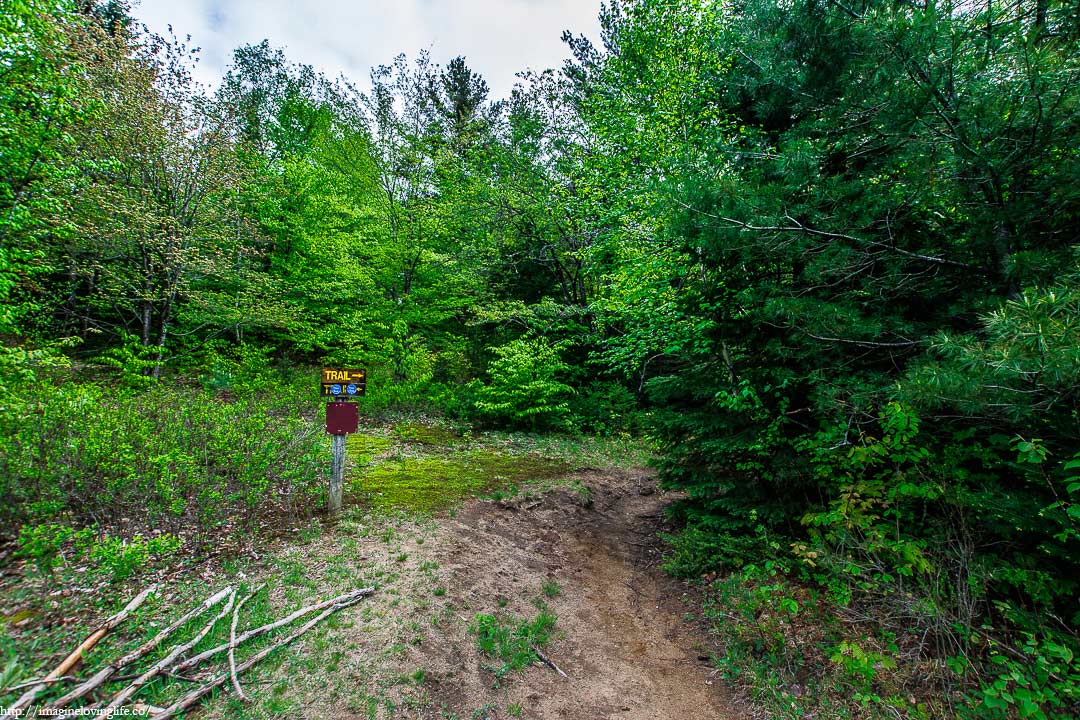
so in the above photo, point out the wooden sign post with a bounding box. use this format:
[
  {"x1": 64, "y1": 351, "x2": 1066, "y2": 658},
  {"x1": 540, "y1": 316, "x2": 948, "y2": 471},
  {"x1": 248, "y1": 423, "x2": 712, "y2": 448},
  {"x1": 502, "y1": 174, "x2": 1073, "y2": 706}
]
[{"x1": 323, "y1": 369, "x2": 365, "y2": 515}]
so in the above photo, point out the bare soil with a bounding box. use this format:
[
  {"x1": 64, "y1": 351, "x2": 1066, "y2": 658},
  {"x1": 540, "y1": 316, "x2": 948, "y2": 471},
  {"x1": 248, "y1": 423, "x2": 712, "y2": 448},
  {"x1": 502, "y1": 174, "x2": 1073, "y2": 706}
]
[{"x1": 335, "y1": 467, "x2": 745, "y2": 720}]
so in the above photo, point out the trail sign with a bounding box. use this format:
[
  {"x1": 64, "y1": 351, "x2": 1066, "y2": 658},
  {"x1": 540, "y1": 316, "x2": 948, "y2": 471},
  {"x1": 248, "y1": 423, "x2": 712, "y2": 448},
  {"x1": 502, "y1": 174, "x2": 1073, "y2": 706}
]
[
  {"x1": 321, "y1": 368, "x2": 366, "y2": 397},
  {"x1": 322, "y1": 368, "x2": 366, "y2": 517}
]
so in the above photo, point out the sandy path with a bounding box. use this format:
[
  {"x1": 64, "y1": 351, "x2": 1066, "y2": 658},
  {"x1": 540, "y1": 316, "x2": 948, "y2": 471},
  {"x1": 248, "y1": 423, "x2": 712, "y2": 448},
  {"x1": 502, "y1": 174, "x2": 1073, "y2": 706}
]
[{"x1": 418, "y1": 468, "x2": 743, "y2": 720}]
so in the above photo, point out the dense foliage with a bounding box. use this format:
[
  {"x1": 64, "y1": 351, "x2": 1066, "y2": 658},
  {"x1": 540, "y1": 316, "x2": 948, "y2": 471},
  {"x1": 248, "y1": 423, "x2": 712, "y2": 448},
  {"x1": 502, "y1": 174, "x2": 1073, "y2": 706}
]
[
  {"x1": 1, "y1": 0, "x2": 1077, "y2": 716},
  {"x1": 567, "y1": 1, "x2": 1079, "y2": 715}
]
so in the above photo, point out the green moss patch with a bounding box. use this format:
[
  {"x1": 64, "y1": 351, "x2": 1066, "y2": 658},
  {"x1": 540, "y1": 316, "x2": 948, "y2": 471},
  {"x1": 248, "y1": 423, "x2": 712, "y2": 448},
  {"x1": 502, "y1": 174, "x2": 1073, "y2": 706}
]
[
  {"x1": 350, "y1": 451, "x2": 570, "y2": 512},
  {"x1": 346, "y1": 434, "x2": 394, "y2": 463},
  {"x1": 392, "y1": 423, "x2": 460, "y2": 447}
]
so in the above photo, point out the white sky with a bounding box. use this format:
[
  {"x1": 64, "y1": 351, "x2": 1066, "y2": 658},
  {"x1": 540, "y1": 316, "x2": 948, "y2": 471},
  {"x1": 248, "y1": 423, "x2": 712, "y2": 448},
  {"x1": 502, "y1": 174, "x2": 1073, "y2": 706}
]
[{"x1": 131, "y1": 0, "x2": 604, "y2": 100}]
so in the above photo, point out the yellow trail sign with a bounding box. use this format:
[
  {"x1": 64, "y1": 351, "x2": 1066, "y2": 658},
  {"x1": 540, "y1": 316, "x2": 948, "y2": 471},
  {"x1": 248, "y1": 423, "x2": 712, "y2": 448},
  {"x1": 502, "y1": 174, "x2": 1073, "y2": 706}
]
[{"x1": 321, "y1": 368, "x2": 366, "y2": 397}]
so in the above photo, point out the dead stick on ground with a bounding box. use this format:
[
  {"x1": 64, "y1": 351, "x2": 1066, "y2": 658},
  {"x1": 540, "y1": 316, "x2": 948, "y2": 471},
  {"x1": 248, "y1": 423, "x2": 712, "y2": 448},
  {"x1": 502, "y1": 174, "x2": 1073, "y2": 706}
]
[
  {"x1": 10, "y1": 585, "x2": 156, "y2": 711},
  {"x1": 104, "y1": 588, "x2": 236, "y2": 711},
  {"x1": 50, "y1": 586, "x2": 233, "y2": 710},
  {"x1": 229, "y1": 584, "x2": 263, "y2": 702},
  {"x1": 0, "y1": 675, "x2": 76, "y2": 694},
  {"x1": 533, "y1": 647, "x2": 569, "y2": 678},
  {"x1": 111, "y1": 671, "x2": 203, "y2": 684},
  {"x1": 172, "y1": 587, "x2": 374, "y2": 675},
  {"x1": 154, "y1": 590, "x2": 374, "y2": 719}
]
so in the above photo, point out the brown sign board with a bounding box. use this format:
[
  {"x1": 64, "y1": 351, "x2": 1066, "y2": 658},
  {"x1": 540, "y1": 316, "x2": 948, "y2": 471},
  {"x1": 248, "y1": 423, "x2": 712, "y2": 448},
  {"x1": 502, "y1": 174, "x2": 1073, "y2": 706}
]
[
  {"x1": 321, "y1": 368, "x2": 366, "y2": 398},
  {"x1": 326, "y1": 400, "x2": 359, "y2": 434}
]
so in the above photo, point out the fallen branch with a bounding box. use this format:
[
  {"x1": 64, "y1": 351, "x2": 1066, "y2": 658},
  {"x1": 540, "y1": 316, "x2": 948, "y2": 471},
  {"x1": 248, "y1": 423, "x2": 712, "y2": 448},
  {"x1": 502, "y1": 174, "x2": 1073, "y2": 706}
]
[
  {"x1": 230, "y1": 585, "x2": 263, "y2": 702},
  {"x1": 50, "y1": 586, "x2": 233, "y2": 709},
  {"x1": 10, "y1": 585, "x2": 156, "y2": 711},
  {"x1": 153, "y1": 589, "x2": 374, "y2": 719},
  {"x1": 133, "y1": 702, "x2": 166, "y2": 716},
  {"x1": 532, "y1": 647, "x2": 569, "y2": 678},
  {"x1": 1, "y1": 675, "x2": 76, "y2": 694},
  {"x1": 111, "y1": 671, "x2": 202, "y2": 684},
  {"x1": 172, "y1": 587, "x2": 375, "y2": 675},
  {"x1": 104, "y1": 588, "x2": 235, "y2": 711}
]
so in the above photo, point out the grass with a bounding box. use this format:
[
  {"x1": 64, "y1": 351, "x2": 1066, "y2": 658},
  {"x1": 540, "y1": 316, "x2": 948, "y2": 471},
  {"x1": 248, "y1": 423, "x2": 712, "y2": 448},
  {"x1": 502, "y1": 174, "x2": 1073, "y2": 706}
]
[
  {"x1": 1, "y1": 419, "x2": 647, "y2": 718},
  {"x1": 469, "y1": 609, "x2": 558, "y2": 686},
  {"x1": 342, "y1": 421, "x2": 649, "y2": 514},
  {"x1": 346, "y1": 433, "x2": 394, "y2": 463},
  {"x1": 0, "y1": 504, "x2": 439, "y2": 720},
  {"x1": 394, "y1": 422, "x2": 462, "y2": 447}
]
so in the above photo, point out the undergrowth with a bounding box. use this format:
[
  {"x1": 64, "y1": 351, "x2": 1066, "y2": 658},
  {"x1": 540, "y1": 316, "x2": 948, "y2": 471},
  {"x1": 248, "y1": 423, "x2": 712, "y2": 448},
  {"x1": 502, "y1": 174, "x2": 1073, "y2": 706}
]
[
  {"x1": 0, "y1": 376, "x2": 324, "y2": 555},
  {"x1": 701, "y1": 564, "x2": 1080, "y2": 720}
]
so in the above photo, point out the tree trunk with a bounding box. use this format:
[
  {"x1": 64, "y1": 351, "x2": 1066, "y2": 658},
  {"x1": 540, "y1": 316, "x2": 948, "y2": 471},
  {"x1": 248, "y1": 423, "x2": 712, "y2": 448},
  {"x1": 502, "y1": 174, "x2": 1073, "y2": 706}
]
[{"x1": 152, "y1": 284, "x2": 177, "y2": 379}]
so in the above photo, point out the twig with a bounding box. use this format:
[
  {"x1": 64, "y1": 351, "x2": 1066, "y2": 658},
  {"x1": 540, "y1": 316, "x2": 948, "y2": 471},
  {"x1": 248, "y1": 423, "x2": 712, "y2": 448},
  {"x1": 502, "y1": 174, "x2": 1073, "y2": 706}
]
[
  {"x1": 153, "y1": 590, "x2": 374, "y2": 719},
  {"x1": 111, "y1": 671, "x2": 203, "y2": 684},
  {"x1": 104, "y1": 588, "x2": 235, "y2": 710},
  {"x1": 172, "y1": 587, "x2": 375, "y2": 675},
  {"x1": 230, "y1": 585, "x2": 264, "y2": 702},
  {"x1": 532, "y1": 647, "x2": 569, "y2": 678},
  {"x1": 0, "y1": 675, "x2": 77, "y2": 694},
  {"x1": 51, "y1": 586, "x2": 233, "y2": 709},
  {"x1": 10, "y1": 585, "x2": 155, "y2": 711}
]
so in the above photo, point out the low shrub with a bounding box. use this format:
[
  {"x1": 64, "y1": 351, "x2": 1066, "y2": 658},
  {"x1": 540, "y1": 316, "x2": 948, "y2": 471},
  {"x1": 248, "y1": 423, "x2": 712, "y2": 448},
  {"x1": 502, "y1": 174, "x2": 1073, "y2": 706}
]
[
  {"x1": 467, "y1": 337, "x2": 574, "y2": 431},
  {"x1": 16, "y1": 524, "x2": 183, "y2": 581},
  {"x1": 566, "y1": 380, "x2": 640, "y2": 436},
  {"x1": 0, "y1": 374, "x2": 325, "y2": 550},
  {"x1": 703, "y1": 568, "x2": 940, "y2": 719}
]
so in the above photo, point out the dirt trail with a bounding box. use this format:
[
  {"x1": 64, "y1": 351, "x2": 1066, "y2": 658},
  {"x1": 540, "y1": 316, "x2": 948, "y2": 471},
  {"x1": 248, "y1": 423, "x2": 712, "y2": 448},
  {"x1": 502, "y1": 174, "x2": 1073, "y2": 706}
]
[{"x1": 411, "y1": 468, "x2": 743, "y2": 720}]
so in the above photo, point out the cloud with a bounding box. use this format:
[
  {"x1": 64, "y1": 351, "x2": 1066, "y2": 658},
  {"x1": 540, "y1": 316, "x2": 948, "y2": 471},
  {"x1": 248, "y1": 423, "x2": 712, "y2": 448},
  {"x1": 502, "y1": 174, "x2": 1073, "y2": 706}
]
[{"x1": 131, "y1": 0, "x2": 602, "y2": 99}]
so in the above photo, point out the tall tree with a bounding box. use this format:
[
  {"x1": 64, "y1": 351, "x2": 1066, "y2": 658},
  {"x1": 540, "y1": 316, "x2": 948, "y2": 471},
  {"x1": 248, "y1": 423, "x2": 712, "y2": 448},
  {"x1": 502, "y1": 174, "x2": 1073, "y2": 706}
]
[
  {"x1": 48, "y1": 23, "x2": 252, "y2": 377},
  {"x1": 571, "y1": 0, "x2": 1080, "y2": 693},
  {"x1": 431, "y1": 55, "x2": 490, "y2": 142},
  {"x1": 0, "y1": 0, "x2": 88, "y2": 340}
]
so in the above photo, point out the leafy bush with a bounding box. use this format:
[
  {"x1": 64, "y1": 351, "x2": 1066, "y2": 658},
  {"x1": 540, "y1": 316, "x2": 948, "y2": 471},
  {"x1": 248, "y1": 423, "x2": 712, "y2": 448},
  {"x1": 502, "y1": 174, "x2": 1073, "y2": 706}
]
[
  {"x1": 15, "y1": 523, "x2": 94, "y2": 575},
  {"x1": 89, "y1": 533, "x2": 182, "y2": 580},
  {"x1": 96, "y1": 331, "x2": 162, "y2": 389},
  {"x1": 468, "y1": 337, "x2": 574, "y2": 431},
  {"x1": 16, "y1": 523, "x2": 182, "y2": 581},
  {"x1": 703, "y1": 568, "x2": 934, "y2": 719},
  {"x1": 196, "y1": 341, "x2": 277, "y2": 395},
  {"x1": 567, "y1": 380, "x2": 639, "y2": 435},
  {"x1": 972, "y1": 632, "x2": 1080, "y2": 720}
]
